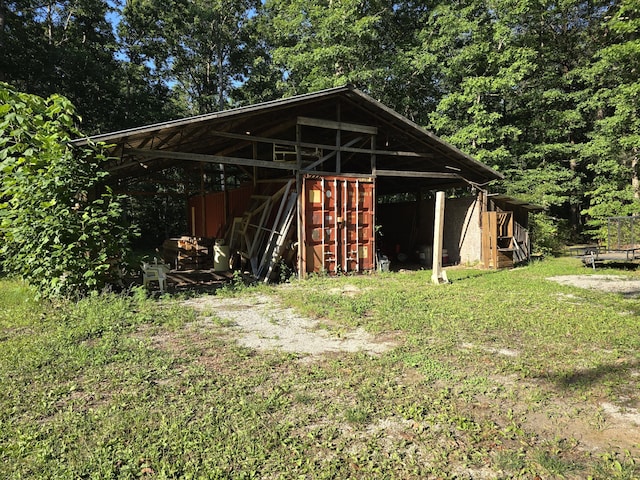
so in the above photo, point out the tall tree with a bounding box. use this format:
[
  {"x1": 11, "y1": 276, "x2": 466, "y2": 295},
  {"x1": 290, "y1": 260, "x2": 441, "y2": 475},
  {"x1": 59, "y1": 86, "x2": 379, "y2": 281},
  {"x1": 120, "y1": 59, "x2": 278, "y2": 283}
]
[
  {"x1": 365, "y1": 1, "x2": 441, "y2": 123},
  {"x1": 0, "y1": 0, "x2": 126, "y2": 133},
  {"x1": 256, "y1": 0, "x2": 443, "y2": 122},
  {"x1": 417, "y1": 0, "x2": 616, "y2": 240},
  {"x1": 578, "y1": 0, "x2": 640, "y2": 236},
  {"x1": 506, "y1": 0, "x2": 609, "y2": 230},
  {"x1": 228, "y1": 5, "x2": 285, "y2": 106},
  {"x1": 120, "y1": 0, "x2": 260, "y2": 114},
  {"x1": 261, "y1": 0, "x2": 407, "y2": 96},
  {"x1": 421, "y1": 0, "x2": 538, "y2": 170},
  {"x1": 260, "y1": 0, "x2": 383, "y2": 95}
]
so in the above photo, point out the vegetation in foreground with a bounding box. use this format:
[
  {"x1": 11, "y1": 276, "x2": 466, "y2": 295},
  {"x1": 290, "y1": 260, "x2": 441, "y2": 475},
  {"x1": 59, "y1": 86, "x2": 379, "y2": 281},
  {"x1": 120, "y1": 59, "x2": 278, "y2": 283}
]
[
  {"x1": 1, "y1": 257, "x2": 639, "y2": 479},
  {"x1": 0, "y1": 83, "x2": 135, "y2": 298}
]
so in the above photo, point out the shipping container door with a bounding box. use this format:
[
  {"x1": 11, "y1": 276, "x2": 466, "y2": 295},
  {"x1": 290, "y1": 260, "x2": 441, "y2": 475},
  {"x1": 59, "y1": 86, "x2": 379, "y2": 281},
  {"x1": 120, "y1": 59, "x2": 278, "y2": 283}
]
[{"x1": 303, "y1": 175, "x2": 375, "y2": 274}]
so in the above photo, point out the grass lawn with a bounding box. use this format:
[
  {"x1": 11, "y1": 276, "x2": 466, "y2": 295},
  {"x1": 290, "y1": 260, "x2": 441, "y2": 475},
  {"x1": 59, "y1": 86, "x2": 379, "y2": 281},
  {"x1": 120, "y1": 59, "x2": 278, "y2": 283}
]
[{"x1": 1, "y1": 257, "x2": 639, "y2": 479}]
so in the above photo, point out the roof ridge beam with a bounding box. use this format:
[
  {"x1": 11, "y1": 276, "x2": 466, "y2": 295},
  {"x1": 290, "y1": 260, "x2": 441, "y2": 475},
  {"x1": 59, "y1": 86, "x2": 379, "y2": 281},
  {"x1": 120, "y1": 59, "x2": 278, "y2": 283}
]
[{"x1": 297, "y1": 116, "x2": 378, "y2": 135}]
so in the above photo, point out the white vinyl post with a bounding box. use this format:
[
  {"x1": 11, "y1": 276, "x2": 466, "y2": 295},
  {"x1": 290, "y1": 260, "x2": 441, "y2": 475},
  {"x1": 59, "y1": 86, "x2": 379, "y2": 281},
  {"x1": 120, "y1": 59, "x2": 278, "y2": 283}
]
[{"x1": 431, "y1": 191, "x2": 449, "y2": 285}]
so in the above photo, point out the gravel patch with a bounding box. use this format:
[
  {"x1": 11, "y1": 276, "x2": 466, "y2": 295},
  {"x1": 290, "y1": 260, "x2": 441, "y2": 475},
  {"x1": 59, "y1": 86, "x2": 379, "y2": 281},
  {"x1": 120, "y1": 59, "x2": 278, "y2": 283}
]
[
  {"x1": 547, "y1": 275, "x2": 640, "y2": 296},
  {"x1": 601, "y1": 402, "x2": 640, "y2": 426},
  {"x1": 183, "y1": 294, "x2": 395, "y2": 356}
]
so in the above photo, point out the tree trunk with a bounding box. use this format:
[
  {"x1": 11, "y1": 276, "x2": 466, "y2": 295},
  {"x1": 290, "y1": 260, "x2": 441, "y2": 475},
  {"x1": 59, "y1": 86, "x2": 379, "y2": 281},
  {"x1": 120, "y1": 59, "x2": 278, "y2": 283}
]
[
  {"x1": 569, "y1": 147, "x2": 581, "y2": 235},
  {"x1": 0, "y1": 0, "x2": 5, "y2": 81},
  {"x1": 217, "y1": 43, "x2": 224, "y2": 111},
  {"x1": 47, "y1": 2, "x2": 53, "y2": 45},
  {"x1": 632, "y1": 150, "x2": 639, "y2": 200}
]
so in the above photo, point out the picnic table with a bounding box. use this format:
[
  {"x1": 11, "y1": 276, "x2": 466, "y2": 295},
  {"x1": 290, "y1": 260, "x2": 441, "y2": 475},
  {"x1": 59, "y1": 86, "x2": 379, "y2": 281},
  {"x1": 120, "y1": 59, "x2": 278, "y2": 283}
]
[
  {"x1": 568, "y1": 245, "x2": 600, "y2": 269},
  {"x1": 569, "y1": 244, "x2": 640, "y2": 269},
  {"x1": 568, "y1": 244, "x2": 600, "y2": 256},
  {"x1": 569, "y1": 217, "x2": 640, "y2": 268}
]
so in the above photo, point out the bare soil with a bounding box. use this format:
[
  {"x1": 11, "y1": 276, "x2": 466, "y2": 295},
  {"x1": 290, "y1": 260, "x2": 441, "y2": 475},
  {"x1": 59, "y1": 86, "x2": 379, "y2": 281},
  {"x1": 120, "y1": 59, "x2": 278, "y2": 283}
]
[
  {"x1": 547, "y1": 274, "x2": 640, "y2": 297},
  {"x1": 182, "y1": 293, "x2": 395, "y2": 357}
]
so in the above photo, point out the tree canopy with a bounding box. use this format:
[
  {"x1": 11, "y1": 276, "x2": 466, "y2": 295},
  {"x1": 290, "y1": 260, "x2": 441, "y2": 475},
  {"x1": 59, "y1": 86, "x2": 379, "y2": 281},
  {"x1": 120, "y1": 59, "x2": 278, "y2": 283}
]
[{"x1": 1, "y1": 0, "x2": 639, "y2": 244}]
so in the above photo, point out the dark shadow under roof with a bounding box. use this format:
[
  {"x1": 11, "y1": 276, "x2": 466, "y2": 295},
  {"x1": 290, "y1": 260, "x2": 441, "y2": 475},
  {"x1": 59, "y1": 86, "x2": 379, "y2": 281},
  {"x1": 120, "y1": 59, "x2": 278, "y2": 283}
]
[{"x1": 73, "y1": 85, "x2": 503, "y2": 193}]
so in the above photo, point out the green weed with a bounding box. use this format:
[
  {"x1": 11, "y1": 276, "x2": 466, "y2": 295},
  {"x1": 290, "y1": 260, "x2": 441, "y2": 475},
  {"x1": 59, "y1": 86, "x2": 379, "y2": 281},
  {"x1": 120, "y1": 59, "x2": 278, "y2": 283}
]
[{"x1": 2, "y1": 258, "x2": 640, "y2": 478}]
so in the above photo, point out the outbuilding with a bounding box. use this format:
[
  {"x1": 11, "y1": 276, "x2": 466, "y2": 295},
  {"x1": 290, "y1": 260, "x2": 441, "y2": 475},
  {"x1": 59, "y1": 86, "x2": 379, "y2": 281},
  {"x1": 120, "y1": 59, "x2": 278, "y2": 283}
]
[{"x1": 75, "y1": 85, "x2": 538, "y2": 280}]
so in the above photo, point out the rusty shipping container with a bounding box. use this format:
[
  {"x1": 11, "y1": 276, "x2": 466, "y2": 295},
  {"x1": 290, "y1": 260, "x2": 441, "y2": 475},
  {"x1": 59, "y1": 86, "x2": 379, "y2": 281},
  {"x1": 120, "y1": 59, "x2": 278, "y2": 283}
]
[{"x1": 302, "y1": 175, "x2": 375, "y2": 274}]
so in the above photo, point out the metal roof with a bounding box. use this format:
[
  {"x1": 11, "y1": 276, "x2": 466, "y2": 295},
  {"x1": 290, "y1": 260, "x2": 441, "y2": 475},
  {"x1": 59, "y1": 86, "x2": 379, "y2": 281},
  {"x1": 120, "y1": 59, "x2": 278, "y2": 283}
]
[
  {"x1": 488, "y1": 194, "x2": 545, "y2": 211},
  {"x1": 73, "y1": 85, "x2": 503, "y2": 192}
]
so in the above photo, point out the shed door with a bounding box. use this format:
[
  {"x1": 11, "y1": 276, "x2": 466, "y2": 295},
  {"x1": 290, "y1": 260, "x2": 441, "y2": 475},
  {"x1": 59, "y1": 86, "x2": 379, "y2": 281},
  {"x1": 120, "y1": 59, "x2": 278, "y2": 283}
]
[{"x1": 303, "y1": 175, "x2": 375, "y2": 274}]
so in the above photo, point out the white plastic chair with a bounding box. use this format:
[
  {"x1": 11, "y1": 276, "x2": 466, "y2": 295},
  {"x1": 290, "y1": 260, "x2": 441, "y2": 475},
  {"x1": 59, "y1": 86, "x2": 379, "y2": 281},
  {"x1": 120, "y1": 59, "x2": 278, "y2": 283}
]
[{"x1": 142, "y1": 261, "x2": 170, "y2": 292}]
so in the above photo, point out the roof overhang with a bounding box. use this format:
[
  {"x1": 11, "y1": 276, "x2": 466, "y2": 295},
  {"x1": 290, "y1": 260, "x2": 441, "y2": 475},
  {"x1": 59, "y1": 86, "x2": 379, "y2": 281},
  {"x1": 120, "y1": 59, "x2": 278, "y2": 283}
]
[
  {"x1": 72, "y1": 85, "x2": 503, "y2": 193},
  {"x1": 488, "y1": 194, "x2": 545, "y2": 211}
]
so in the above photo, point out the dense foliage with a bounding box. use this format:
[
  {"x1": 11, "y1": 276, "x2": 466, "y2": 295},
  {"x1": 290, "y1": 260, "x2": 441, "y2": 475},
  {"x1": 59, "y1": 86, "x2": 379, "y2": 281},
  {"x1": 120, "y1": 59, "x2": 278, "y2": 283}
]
[
  {"x1": 1, "y1": 0, "x2": 639, "y2": 240},
  {"x1": 0, "y1": 83, "x2": 135, "y2": 297}
]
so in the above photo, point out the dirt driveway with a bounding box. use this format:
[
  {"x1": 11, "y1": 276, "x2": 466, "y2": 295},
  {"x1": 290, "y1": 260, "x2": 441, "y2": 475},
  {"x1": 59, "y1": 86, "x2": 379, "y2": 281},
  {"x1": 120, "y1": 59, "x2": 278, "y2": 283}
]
[{"x1": 183, "y1": 293, "x2": 395, "y2": 357}]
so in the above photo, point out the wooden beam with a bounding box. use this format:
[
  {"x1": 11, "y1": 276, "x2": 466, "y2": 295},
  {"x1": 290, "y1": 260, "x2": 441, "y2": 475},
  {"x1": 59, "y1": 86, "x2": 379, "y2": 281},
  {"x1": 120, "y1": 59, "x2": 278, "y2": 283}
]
[
  {"x1": 296, "y1": 123, "x2": 303, "y2": 279},
  {"x1": 200, "y1": 162, "x2": 206, "y2": 237},
  {"x1": 152, "y1": 128, "x2": 183, "y2": 150},
  {"x1": 125, "y1": 148, "x2": 299, "y2": 172},
  {"x1": 431, "y1": 191, "x2": 449, "y2": 285},
  {"x1": 179, "y1": 128, "x2": 430, "y2": 159},
  {"x1": 375, "y1": 169, "x2": 462, "y2": 179},
  {"x1": 308, "y1": 171, "x2": 375, "y2": 180},
  {"x1": 336, "y1": 103, "x2": 341, "y2": 174},
  {"x1": 252, "y1": 141, "x2": 258, "y2": 185},
  {"x1": 371, "y1": 135, "x2": 377, "y2": 176},
  {"x1": 112, "y1": 190, "x2": 188, "y2": 196},
  {"x1": 319, "y1": 145, "x2": 432, "y2": 158},
  {"x1": 297, "y1": 116, "x2": 378, "y2": 135},
  {"x1": 302, "y1": 137, "x2": 363, "y2": 172},
  {"x1": 210, "y1": 119, "x2": 297, "y2": 158}
]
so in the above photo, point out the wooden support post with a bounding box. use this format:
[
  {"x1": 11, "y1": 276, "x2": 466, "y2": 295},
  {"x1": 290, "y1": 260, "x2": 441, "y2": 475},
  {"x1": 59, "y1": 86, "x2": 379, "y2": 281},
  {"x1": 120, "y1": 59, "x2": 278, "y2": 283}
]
[
  {"x1": 336, "y1": 102, "x2": 341, "y2": 174},
  {"x1": 370, "y1": 135, "x2": 377, "y2": 269},
  {"x1": 252, "y1": 141, "x2": 258, "y2": 186},
  {"x1": 370, "y1": 135, "x2": 377, "y2": 176},
  {"x1": 431, "y1": 191, "x2": 449, "y2": 285},
  {"x1": 200, "y1": 162, "x2": 206, "y2": 237},
  {"x1": 296, "y1": 123, "x2": 304, "y2": 279},
  {"x1": 184, "y1": 166, "x2": 192, "y2": 236},
  {"x1": 336, "y1": 129, "x2": 341, "y2": 174},
  {"x1": 222, "y1": 164, "x2": 228, "y2": 236}
]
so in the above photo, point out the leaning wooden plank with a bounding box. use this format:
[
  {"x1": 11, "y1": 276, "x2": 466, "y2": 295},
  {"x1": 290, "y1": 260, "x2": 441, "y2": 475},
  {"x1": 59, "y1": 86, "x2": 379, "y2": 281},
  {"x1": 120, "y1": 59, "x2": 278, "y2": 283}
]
[
  {"x1": 240, "y1": 192, "x2": 281, "y2": 250},
  {"x1": 256, "y1": 180, "x2": 294, "y2": 274},
  {"x1": 263, "y1": 192, "x2": 298, "y2": 282},
  {"x1": 227, "y1": 217, "x2": 243, "y2": 250},
  {"x1": 260, "y1": 194, "x2": 295, "y2": 280},
  {"x1": 257, "y1": 189, "x2": 294, "y2": 278},
  {"x1": 247, "y1": 182, "x2": 290, "y2": 260},
  {"x1": 268, "y1": 197, "x2": 297, "y2": 281},
  {"x1": 248, "y1": 197, "x2": 274, "y2": 260}
]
